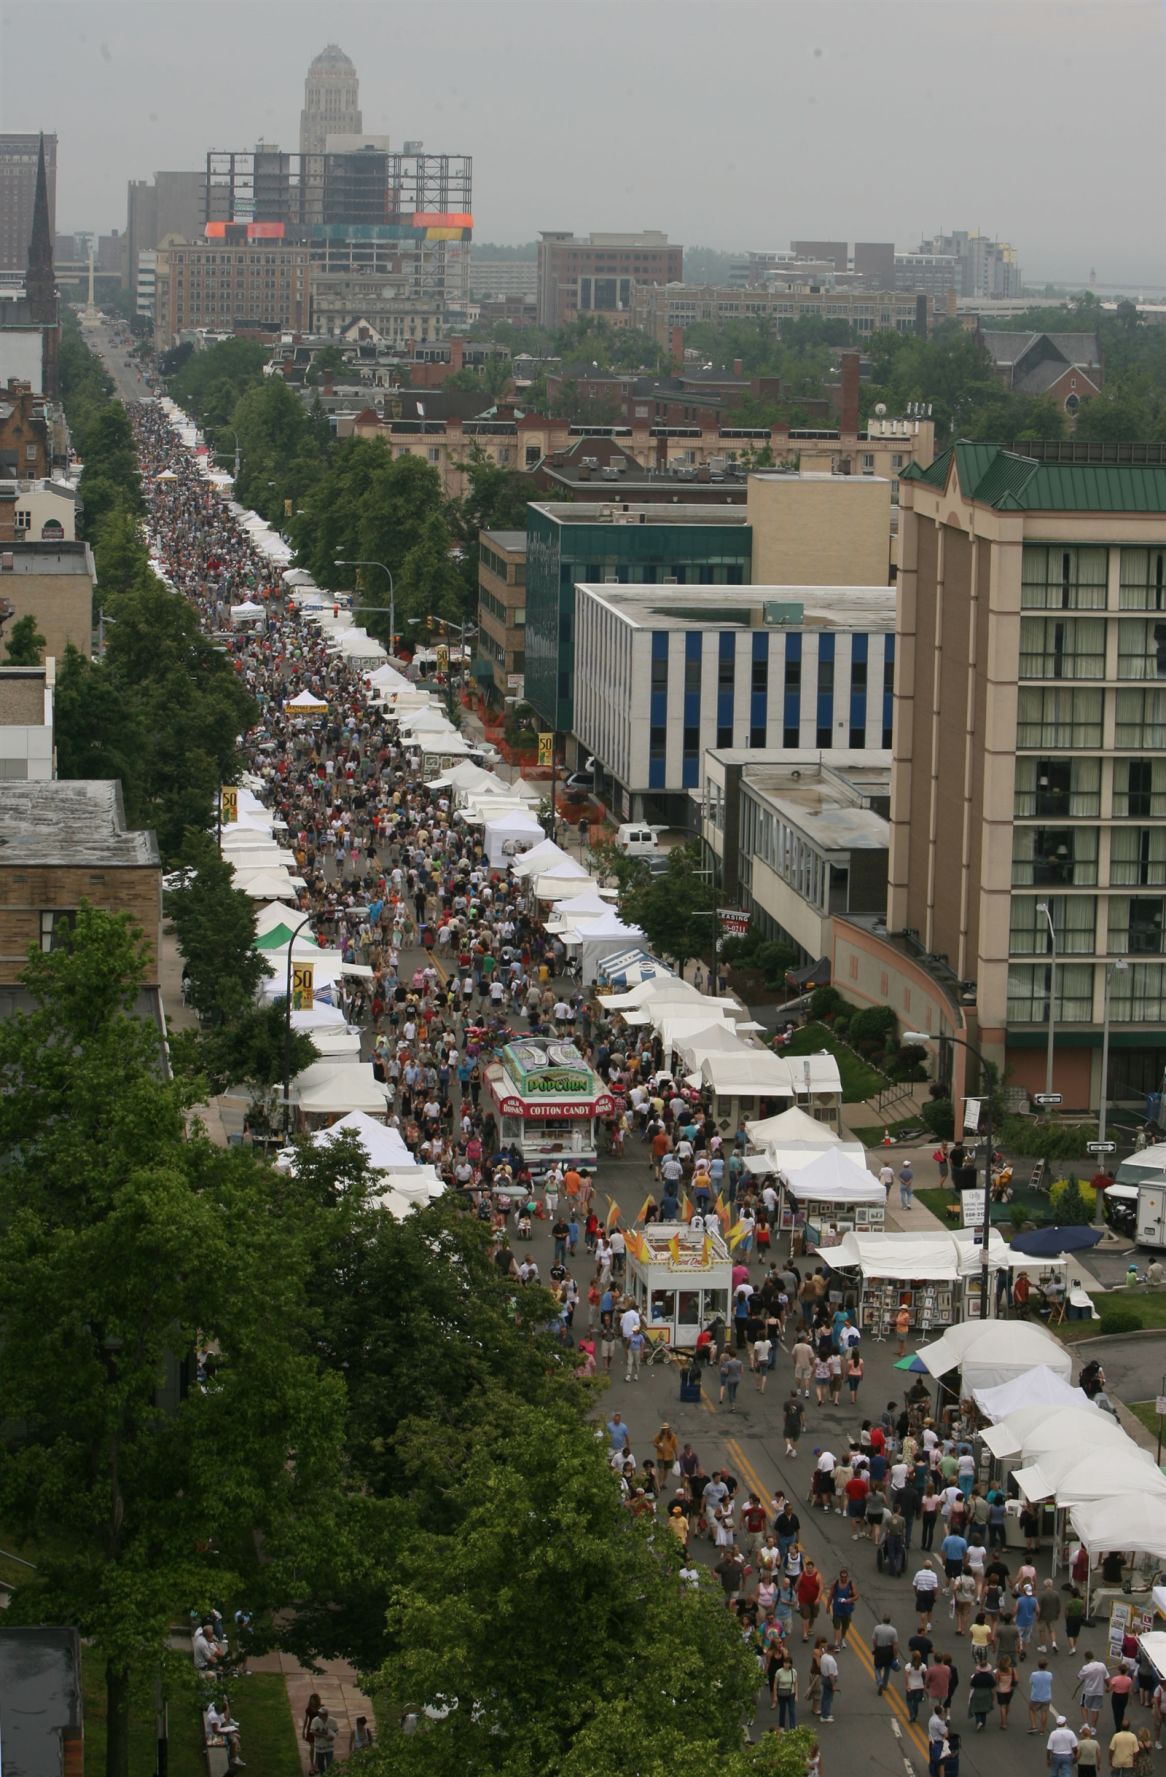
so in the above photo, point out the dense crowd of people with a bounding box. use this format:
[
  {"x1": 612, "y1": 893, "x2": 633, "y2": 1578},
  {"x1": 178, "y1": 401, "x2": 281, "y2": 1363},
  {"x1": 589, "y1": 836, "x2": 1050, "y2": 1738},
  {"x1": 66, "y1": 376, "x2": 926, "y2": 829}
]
[{"x1": 131, "y1": 397, "x2": 1165, "y2": 1773}]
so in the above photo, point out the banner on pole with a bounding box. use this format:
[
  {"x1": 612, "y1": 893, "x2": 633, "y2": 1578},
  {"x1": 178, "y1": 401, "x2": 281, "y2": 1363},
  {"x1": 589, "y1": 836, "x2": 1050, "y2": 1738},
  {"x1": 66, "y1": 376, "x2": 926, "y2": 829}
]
[
  {"x1": 718, "y1": 908, "x2": 750, "y2": 937},
  {"x1": 291, "y1": 961, "x2": 314, "y2": 1011},
  {"x1": 220, "y1": 785, "x2": 238, "y2": 825},
  {"x1": 537, "y1": 732, "x2": 554, "y2": 767}
]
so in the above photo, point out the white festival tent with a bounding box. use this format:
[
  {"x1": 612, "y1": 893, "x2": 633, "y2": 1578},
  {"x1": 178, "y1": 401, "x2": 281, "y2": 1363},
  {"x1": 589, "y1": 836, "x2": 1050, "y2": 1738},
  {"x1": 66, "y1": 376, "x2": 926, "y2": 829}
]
[
  {"x1": 289, "y1": 1002, "x2": 347, "y2": 1031},
  {"x1": 569, "y1": 915, "x2": 648, "y2": 986},
  {"x1": 1012, "y1": 1443, "x2": 1166, "y2": 1507},
  {"x1": 973, "y1": 1367, "x2": 1090, "y2": 1422},
  {"x1": 254, "y1": 902, "x2": 313, "y2": 938},
  {"x1": 308, "y1": 1028, "x2": 363, "y2": 1060},
  {"x1": 291, "y1": 1062, "x2": 391, "y2": 1117},
  {"x1": 785, "y1": 1147, "x2": 886, "y2": 1204},
  {"x1": 231, "y1": 868, "x2": 302, "y2": 902},
  {"x1": 746, "y1": 1105, "x2": 844, "y2": 1147},
  {"x1": 311, "y1": 1108, "x2": 417, "y2": 1172},
  {"x1": 483, "y1": 808, "x2": 546, "y2": 867},
  {"x1": 511, "y1": 839, "x2": 579, "y2": 878},
  {"x1": 693, "y1": 1049, "x2": 796, "y2": 1100},
  {"x1": 533, "y1": 869, "x2": 595, "y2": 900},
  {"x1": 981, "y1": 1404, "x2": 1127, "y2": 1463},
  {"x1": 285, "y1": 689, "x2": 328, "y2": 713},
  {"x1": 430, "y1": 761, "x2": 509, "y2": 797},
  {"x1": 1069, "y1": 1495, "x2": 1166, "y2": 1563},
  {"x1": 544, "y1": 887, "x2": 619, "y2": 930},
  {"x1": 918, "y1": 1318, "x2": 1073, "y2": 1391},
  {"x1": 230, "y1": 600, "x2": 265, "y2": 621}
]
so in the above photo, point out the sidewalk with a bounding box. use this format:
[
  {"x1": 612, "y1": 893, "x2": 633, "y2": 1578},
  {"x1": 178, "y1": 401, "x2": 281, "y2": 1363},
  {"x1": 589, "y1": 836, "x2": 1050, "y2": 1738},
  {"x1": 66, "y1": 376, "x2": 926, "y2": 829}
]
[{"x1": 248, "y1": 1649, "x2": 375, "y2": 1769}]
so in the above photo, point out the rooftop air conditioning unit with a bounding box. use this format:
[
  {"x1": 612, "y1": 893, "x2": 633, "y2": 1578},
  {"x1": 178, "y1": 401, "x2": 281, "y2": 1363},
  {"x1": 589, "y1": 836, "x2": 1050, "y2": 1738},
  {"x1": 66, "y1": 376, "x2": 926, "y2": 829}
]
[{"x1": 663, "y1": 576, "x2": 678, "y2": 585}]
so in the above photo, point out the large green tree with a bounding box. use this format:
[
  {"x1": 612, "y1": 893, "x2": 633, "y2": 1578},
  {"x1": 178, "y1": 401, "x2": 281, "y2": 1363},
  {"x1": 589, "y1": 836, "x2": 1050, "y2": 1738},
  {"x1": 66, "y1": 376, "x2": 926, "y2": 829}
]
[
  {"x1": 166, "y1": 834, "x2": 266, "y2": 1024},
  {"x1": 618, "y1": 842, "x2": 718, "y2": 978},
  {"x1": 0, "y1": 910, "x2": 347, "y2": 1777}
]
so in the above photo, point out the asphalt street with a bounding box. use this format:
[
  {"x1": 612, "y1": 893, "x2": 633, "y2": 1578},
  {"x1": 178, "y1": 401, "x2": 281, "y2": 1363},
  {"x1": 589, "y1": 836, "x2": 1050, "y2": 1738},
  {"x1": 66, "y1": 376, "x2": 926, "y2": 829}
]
[
  {"x1": 86, "y1": 314, "x2": 155, "y2": 402},
  {"x1": 532, "y1": 1144, "x2": 1143, "y2": 1776}
]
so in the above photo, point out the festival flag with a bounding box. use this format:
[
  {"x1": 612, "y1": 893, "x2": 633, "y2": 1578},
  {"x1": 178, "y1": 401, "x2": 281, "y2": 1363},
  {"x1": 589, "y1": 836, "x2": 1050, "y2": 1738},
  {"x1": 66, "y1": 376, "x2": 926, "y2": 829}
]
[
  {"x1": 635, "y1": 1192, "x2": 654, "y2": 1225},
  {"x1": 680, "y1": 1192, "x2": 693, "y2": 1223},
  {"x1": 726, "y1": 1219, "x2": 748, "y2": 1249},
  {"x1": 605, "y1": 1194, "x2": 621, "y2": 1231},
  {"x1": 714, "y1": 1191, "x2": 730, "y2": 1231},
  {"x1": 701, "y1": 1234, "x2": 712, "y2": 1267},
  {"x1": 626, "y1": 1228, "x2": 649, "y2": 1264},
  {"x1": 668, "y1": 1234, "x2": 682, "y2": 1264}
]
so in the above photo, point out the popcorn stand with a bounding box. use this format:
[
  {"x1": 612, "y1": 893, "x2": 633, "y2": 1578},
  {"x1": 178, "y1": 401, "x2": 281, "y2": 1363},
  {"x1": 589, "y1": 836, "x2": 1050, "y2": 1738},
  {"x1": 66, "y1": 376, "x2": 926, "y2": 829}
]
[
  {"x1": 482, "y1": 1038, "x2": 612, "y2": 1177},
  {"x1": 624, "y1": 1222, "x2": 733, "y2": 1351}
]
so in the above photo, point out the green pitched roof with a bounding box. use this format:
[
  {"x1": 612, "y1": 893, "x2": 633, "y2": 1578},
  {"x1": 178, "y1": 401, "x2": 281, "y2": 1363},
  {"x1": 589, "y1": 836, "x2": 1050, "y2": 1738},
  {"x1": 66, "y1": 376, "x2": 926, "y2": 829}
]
[{"x1": 904, "y1": 442, "x2": 1166, "y2": 514}]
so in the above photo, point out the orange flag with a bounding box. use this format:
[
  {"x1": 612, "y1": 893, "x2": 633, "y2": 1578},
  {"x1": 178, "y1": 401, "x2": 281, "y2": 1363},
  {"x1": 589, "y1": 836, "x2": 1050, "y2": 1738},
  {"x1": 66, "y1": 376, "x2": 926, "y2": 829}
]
[
  {"x1": 680, "y1": 1192, "x2": 693, "y2": 1223},
  {"x1": 668, "y1": 1233, "x2": 682, "y2": 1264},
  {"x1": 635, "y1": 1192, "x2": 654, "y2": 1225},
  {"x1": 605, "y1": 1195, "x2": 621, "y2": 1231},
  {"x1": 627, "y1": 1228, "x2": 649, "y2": 1264}
]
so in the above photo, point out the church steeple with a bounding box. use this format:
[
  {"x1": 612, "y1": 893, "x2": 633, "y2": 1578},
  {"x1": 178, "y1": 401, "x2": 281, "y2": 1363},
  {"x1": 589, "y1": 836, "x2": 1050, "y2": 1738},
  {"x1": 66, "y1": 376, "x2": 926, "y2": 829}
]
[
  {"x1": 25, "y1": 133, "x2": 59, "y2": 398},
  {"x1": 26, "y1": 133, "x2": 54, "y2": 302}
]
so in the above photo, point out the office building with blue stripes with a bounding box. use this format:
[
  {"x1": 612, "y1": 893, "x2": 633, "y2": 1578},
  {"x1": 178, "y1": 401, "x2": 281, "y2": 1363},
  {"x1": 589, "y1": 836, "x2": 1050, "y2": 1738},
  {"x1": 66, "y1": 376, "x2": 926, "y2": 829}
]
[{"x1": 574, "y1": 584, "x2": 896, "y2": 824}]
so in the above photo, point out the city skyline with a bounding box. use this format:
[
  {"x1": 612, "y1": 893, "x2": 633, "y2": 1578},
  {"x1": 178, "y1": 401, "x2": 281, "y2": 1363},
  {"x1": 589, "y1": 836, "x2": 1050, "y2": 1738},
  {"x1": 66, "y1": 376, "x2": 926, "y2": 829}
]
[{"x1": 2, "y1": 0, "x2": 1164, "y2": 289}]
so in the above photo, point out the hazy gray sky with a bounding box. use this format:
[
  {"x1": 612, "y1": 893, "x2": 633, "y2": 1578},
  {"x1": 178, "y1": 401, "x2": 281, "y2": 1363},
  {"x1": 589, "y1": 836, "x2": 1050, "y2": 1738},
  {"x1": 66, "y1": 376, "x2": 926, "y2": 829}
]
[{"x1": 3, "y1": 0, "x2": 1164, "y2": 287}]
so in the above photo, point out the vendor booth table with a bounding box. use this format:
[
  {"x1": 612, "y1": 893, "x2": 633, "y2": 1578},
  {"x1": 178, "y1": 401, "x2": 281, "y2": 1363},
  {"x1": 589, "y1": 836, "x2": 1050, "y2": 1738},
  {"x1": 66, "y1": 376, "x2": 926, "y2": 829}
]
[
  {"x1": 822, "y1": 1228, "x2": 1012, "y2": 1336},
  {"x1": 625, "y1": 1222, "x2": 732, "y2": 1352},
  {"x1": 781, "y1": 1147, "x2": 886, "y2": 1248}
]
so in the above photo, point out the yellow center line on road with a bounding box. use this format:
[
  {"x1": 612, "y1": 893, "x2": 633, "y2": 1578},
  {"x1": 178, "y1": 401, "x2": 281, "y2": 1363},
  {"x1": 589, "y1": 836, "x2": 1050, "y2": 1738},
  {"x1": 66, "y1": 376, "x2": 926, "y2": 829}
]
[{"x1": 723, "y1": 1434, "x2": 930, "y2": 1758}]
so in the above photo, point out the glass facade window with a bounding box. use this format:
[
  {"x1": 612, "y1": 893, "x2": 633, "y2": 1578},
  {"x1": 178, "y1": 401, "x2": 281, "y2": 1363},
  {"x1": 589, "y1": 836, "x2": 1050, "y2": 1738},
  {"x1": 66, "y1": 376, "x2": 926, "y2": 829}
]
[
  {"x1": 1012, "y1": 826, "x2": 1098, "y2": 888},
  {"x1": 1020, "y1": 544, "x2": 1108, "y2": 610},
  {"x1": 1013, "y1": 756, "x2": 1100, "y2": 818},
  {"x1": 1115, "y1": 688, "x2": 1166, "y2": 748},
  {"x1": 1117, "y1": 619, "x2": 1166, "y2": 680},
  {"x1": 1010, "y1": 894, "x2": 1095, "y2": 956},
  {"x1": 1119, "y1": 547, "x2": 1166, "y2": 611},
  {"x1": 1114, "y1": 758, "x2": 1166, "y2": 819},
  {"x1": 1109, "y1": 962, "x2": 1166, "y2": 1022},
  {"x1": 1111, "y1": 827, "x2": 1166, "y2": 887},
  {"x1": 1108, "y1": 895, "x2": 1166, "y2": 956},
  {"x1": 1007, "y1": 961, "x2": 1094, "y2": 1023},
  {"x1": 1018, "y1": 616, "x2": 1105, "y2": 679},
  {"x1": 1016, "y1": 687, "x2": 1103, "y2": 748}
]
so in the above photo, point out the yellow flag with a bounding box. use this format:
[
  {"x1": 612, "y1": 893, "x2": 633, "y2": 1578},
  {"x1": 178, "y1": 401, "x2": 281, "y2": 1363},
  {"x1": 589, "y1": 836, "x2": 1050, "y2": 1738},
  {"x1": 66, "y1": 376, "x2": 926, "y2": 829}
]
[
  {"x1": 714, "y1": 1192, "x2": 729, "y2": 1230},
  {"x1": 727, "y1": 1219, "x2": 748, "y2": 1249},
  {"x1": 668, "y1": 1234, "x2": 682, "y2": 1264},
  {"x1": 627, "y1": 1229, "x2": 648, "y2": 1264},
  {"x1": 605, "y1": 1195, "x2": 621, "y2": 1231},
  {"x1": 680, "y1": 1192, "x2": 693, "y2": 1223},
  {"x1": 635, "y1": 1192, "x2": 654, "y2": 1225},
  {"x1": 701, "y1": 1234, "x2": 711, "y2": 1267}
]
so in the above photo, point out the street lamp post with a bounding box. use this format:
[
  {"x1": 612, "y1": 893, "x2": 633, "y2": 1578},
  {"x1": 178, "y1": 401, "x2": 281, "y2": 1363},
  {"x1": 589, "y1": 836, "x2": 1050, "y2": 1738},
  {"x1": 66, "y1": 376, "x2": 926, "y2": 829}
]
[
  {"x1": 905, "y1": 1029, "x2": 995, "y2": 1319},
  {"x1": 335, "y1": 559, "x2": 395, "y2": 648},
  {"x1": 1098, "y1": 958, "x2": 1130, "y2": 1150},
  {"x1": 282, "y1": 912, "x2": 316, "y2": 1141},
  {"x1": 1035, "y1": 899, "x2": 1057, "y2": 1100}
]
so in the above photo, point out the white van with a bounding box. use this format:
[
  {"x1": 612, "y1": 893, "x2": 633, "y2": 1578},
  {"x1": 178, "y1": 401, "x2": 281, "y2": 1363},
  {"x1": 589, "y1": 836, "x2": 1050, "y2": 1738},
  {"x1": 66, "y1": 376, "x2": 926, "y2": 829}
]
[{"x1": 615, "y1": 823, "x2": 664, "y2": 858}]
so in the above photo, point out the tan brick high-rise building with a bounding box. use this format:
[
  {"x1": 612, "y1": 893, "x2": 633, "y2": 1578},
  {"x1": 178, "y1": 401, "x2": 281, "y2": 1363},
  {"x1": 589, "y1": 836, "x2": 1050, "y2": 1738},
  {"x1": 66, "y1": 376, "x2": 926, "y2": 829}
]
[{"x1": 889, "y1": 442, "x2": 1166, "y2": 1112}]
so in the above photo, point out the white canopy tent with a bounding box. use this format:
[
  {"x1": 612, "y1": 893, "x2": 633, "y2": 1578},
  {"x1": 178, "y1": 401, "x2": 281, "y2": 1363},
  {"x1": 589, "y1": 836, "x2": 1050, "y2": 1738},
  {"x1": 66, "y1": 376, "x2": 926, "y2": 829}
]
[
  {"x1": 747, "y1": 1104, "x2": 842, "y2": 1147},
  {"x1": 483, "y1": 808, "x2": 545, "y2": 868},
  {"x1": 1069, "y1": 1495, "x2": 1166, "y2": 1563},
  {"x1": 826, "y1": 1229, "x2": 962, "y2": 1281},
  {"x1": 572, "y1": 917, "x2": 649, "y2": 986},
  {"x1": 430, "y1": 761, "x2": 510, "y2": 797},
  {"x1": 695, "y1": 1049, "x2": 796, "y2": 1100},
  {"x1": 533, "y1": 869, "x2": 595, "y2": 900},
  {"x1": 785, "y1": 1147, "x2": 886, "y2": 1204},
  {"x1": 230, "y1": 600, "x2": 265, "y2": 621},
  {"x1": 291, "y1": 1062, "x2": 391, "y2": 1118},
  {"x1": 981, "y1": 1404, "x2": 1127, "y2": 1463},
  {"x1": 918, "y1": 1318, "x2": 1073, "y2": 1391},
  {"x1": 973, "y1": 1366, "x2": 1091, "y2": 1423},
  {"x1": 1013, "y1": 1443, "x2": 1166, "y2": 1506},
  {"x1": 308, "y1": 1028, "x2": 363, "y2": 1059},
  {"x1": 284, "y1": 689, "x2": 328, "y2": 713},
  {"x1": 231, "y1": 868, "x2": 302, "y2": 902},
  {"x1": 511, "y1": 839, "x2": 579, "y2": 878},
  {"x1": 311, "y1": 1108, "x2": 417, "y2": 1172},
  {"x1": 289, "y1": 1002, "x2": 347, "y2": 1031}
]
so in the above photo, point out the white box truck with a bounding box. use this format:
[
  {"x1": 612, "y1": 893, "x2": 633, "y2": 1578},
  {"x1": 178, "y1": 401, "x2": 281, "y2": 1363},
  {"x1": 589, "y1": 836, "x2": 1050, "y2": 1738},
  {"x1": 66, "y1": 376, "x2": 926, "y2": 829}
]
[{"x1": 1106, "y1": 1144, "x2": 1166, "y2": 1248}]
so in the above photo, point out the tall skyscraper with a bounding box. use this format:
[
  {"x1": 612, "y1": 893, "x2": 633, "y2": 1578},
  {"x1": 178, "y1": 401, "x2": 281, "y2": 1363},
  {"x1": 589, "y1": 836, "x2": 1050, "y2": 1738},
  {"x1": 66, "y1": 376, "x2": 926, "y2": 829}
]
[
  {"x1": 299, "y1": 45, "x2": 361, "y2": 223},
  {"x1": 0, "y1": 131, "x2": 57, "y2": 272}
]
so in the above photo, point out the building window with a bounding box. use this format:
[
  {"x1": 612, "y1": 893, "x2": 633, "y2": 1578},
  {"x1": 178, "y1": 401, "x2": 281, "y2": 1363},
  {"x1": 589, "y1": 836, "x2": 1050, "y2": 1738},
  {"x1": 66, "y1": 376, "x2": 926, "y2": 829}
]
[
  {"x1": 1020, "y1": 545, "x2": 1108, "y2": 611},
  {"x1": 1013, "y1": 756, "x2": 1100, "y2": 818},
  {"x1": 1108, "y1": 896, "x2": 1166, "y2": 956},
  {"x1": 684, "y1": 653, "x2": 702, "y2": 696},
  {"x1": 1109, "y1": 961, "x2": 1166, "y2": 1022},
  {"x1": 1018, "y1": 616, "x2": 1105, "y2": 680},
  {"x1": 1117, "y1": 619, "x2": 1166, "y2": 680},
  {"x1": 40, "y1": 909, "x2": 77, "y2": 953},
  {"x1": 1016, "y1": 687, "x2": 1103, "y2": 749},
  {"x1": 751, "y1": 654, "x2": 768, "y2": 695},
  {"x1": 650, "y1": 653, "x2": 668, "y2": 694},
  {"x1": 1007, "y1": 962, "x2": 1094, "y2": 1024},
  {"x1": 1115, "y1": 688, "x2": 1166, "y2": 748},
  {"x1": 1111, "y1": 827, "x2": 1166, "y2": 888},
  {"x1": 717, "y1": 724, "x2": 733, "y2": 748},
  {"x1": 1010, "y1": 894, "x2": 1095, "y2": 956},
  {"x1": 1119, "y1": 548, "x2": 1166, "y2": 611},
  {"x1": 14, "y1": 508, "x2": 31, "y2": 530},
  {"x1": 1114, "y1": 757, "x2": 1166, "y2": 819},
  {"x1": 1011, "y1": 826, "x2": 1098, "y2": 888}
]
